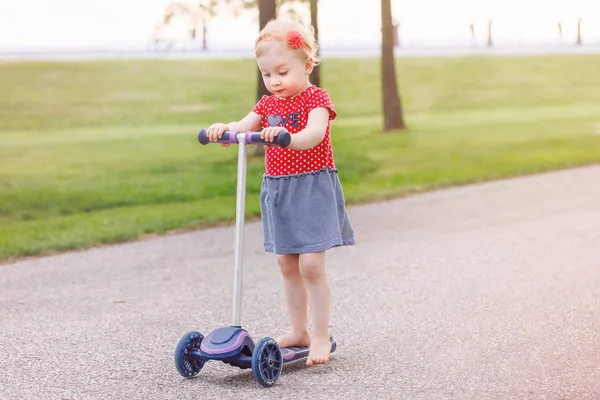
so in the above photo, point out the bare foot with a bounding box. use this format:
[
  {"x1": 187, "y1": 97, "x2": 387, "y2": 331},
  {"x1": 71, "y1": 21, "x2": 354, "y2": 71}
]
[
  {"x1": 306, "y1": 335, "x2": 331, "y2": 366},
  {"x1": 276, "y1": 330, "x2": 311, "y2": 349}
]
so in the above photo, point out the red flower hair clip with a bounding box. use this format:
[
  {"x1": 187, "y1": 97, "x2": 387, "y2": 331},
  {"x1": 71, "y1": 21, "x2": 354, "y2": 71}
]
[{"x1": 286, "y1": 31, "x2": 305, "y2": 49}]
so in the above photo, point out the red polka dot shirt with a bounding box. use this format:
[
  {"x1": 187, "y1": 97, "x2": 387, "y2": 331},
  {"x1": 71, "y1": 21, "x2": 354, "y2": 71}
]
[{"x1": 252, "y1": 85, "x2": 337, "y2": 176}]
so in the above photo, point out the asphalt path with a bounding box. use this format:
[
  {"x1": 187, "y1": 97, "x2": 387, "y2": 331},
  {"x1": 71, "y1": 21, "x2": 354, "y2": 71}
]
[{"x1": 2, "y1": 166, "x2": 600, "y2": 399}]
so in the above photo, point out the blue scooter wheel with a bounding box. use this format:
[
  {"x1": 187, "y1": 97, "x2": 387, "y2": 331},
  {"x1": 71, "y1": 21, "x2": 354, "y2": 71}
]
[
  {"x1": 175, "y1": 330, "x2": 205, "y2": 378},
  {"x1": 251, "y1": 337, "x2": 283, "y2": 387}
]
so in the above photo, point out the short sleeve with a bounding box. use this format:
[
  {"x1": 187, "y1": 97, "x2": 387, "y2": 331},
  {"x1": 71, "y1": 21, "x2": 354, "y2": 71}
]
[
  {"x1": 251, "y1": 95, "x2": 269, "y2": 117},
  {"x1": 306, "y1": 87, "x2": 337, "y2": 121}
]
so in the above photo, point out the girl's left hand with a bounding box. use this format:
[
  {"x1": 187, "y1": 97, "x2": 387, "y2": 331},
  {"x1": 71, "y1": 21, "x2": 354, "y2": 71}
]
[{"x1": 260, "y1": 127, "x2": 287, "y2": 143}]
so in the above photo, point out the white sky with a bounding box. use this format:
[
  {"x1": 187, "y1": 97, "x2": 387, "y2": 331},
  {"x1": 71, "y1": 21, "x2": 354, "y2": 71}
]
[{"x1": 0, "y1": 0, "x2": 598, "y2": 50}]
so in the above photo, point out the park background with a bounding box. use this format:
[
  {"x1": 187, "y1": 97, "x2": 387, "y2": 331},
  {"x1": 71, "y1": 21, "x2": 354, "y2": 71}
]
[
  {"x1": 2, "y1": 0, "x2": 600, "y2": 55},
  {"x1": 1, "y1": 0, "x2": 600, "y2": 262}
]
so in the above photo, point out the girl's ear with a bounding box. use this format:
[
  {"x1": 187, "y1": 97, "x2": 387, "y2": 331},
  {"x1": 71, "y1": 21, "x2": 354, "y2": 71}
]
[{"x1": 304, "y1": 58, "x2": 314, "y2": 75}]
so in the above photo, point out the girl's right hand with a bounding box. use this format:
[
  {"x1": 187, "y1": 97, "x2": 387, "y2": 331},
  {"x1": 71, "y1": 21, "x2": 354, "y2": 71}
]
[
  {"x1": 207, "y1": 123, "x2": 230, "y2": 142},
  {"x1": 207, "y1": 123, "x2": 232, "y2": 147}
]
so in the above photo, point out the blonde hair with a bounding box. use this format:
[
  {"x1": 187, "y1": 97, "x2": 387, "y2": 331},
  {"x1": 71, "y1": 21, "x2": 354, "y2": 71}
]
[{"x1": 255, "y1": 18, "x2": 321, "y2": 66}]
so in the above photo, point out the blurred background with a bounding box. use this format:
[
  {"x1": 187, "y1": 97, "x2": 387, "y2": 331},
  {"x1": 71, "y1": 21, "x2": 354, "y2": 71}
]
[
  {"x1": 1, "y1": 0, "x2": 599, "y2": 58},
  {"x1": 1, "y1": 0, "x2": 600, "y2": 263}
]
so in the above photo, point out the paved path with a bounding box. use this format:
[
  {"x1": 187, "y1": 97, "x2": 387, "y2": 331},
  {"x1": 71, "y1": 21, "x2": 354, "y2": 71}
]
[{"x1": 1, "y1": 166, "x2": 600, "y2": 399}]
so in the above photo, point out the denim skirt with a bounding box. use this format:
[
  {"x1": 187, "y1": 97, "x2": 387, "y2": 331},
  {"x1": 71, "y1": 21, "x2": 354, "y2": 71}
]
[{"x1": 260, "y1": 167, "x2": 356, "y2": 255}]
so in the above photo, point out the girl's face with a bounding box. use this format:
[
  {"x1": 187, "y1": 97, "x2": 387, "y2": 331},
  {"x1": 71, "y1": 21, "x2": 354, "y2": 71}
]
[{"x1": 257, "y1": 42, "x2": 313, "y2": 98}]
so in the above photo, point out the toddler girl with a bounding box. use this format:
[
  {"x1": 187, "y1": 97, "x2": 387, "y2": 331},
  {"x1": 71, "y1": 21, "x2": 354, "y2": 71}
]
[{"x1": 206, "y1": 18, "x2": 355, "y2": 366}]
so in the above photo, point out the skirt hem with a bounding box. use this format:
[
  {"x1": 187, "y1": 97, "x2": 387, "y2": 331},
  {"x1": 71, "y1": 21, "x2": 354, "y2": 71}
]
[{"x1": 264, "y1": 237, "x2": 356, "y2": 255}]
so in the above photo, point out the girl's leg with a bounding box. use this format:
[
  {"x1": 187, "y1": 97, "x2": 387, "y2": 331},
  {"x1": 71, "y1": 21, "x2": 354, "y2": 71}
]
[
  {"x1": 276, "y1": 254, "x2": 311, "y2": 348},
  {"x1": 299, "y1": 251, "x2": 331, "y2": 366}
]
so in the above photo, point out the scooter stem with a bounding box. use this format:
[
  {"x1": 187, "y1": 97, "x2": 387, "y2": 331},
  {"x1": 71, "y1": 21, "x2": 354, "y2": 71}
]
[{"x1": 232, "y1": 133, "x2": 247, "y2": 327}]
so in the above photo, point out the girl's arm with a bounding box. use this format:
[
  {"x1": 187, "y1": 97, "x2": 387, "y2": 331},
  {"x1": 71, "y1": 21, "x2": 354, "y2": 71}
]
[
  {"x1": 227, "y1": 112, "x2": 262, "y2": 133},
  {"x1": 289, "y1": 107, "x2": 330, "y2": 150}
]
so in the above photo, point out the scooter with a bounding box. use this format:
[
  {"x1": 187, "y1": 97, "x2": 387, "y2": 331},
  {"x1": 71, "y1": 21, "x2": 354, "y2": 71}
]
[{"x1": 174, "y1": 129, "x2": 336, "y2": 387}]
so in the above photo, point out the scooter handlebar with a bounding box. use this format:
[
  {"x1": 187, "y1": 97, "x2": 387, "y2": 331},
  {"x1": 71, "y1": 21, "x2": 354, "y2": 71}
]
[{"x1": 197, "y1": 129, "x2": 292, "y2": 148}]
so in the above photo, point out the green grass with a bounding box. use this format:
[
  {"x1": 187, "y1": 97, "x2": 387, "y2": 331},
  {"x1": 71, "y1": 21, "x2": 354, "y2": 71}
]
[{"x1": 1, "y1": 55, "x2": 600, "y2": 261}]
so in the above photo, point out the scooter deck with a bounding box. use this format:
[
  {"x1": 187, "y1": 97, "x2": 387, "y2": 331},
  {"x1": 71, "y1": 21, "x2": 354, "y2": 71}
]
[
  {"x1": 281, "y1": 336, "x2": 337, "y2": 364},
  {"x1": 198, "y1": 327, "x2": 337, "y2": 366}
]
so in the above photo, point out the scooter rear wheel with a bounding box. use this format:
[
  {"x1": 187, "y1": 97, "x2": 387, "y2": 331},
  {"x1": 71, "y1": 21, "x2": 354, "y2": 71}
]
[{"x1": 251, "y1": 337, "x2": 283, "y2": 387}]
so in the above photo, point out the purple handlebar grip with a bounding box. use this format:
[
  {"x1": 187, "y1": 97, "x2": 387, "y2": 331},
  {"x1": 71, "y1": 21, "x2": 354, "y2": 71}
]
[
  {"x1": 197, "y1": 129, "x2": 291, "y2": 148},
  {"x1": 197, "y1": 129, "x2": 210, "y2": 145},
  {"x1": 198, "y1": 129, "x2": 239, "y2": 145},
  {"x1": 226, "y1": 132, "x2": 239, "y2": 144},
  {"x1": 244, "y1": 131, "x2": 291, "y2": 148}
]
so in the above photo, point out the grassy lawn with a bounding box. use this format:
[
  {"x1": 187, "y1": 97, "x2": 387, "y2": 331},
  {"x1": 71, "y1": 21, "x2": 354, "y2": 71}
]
[{"x1": 1, "y1": 55, "x2": 600, "y2": 261}]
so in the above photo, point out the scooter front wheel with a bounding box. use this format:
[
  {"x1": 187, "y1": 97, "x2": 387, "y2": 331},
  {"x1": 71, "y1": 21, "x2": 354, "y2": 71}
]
[{"x1": 175, "y1": 330, "x2": 206, "y2": 378}]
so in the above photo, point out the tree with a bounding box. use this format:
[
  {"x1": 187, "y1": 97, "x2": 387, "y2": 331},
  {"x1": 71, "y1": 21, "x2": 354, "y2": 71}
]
[
  {"x1": 381, "y1": 0, "x2": 406, "y2": 131},
  {"x1": 257, "y1": 0, "x2": 278, "y2": 100},
  {"x1": 155, "y1": 1, "x2": 219, "y2": 51}
]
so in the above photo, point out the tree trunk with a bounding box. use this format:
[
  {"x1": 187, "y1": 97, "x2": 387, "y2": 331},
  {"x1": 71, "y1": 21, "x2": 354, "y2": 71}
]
[
  {"x1": 309, "y1": 0, "x2": 320, "y2": 87},
  {"x1": 381, "y1": 0, "x2": 405, "y2": 131},
  {"x1": 252, "y1": 0, "x2": 277, "y2": 156},
  {"x1": 202, "y1": 20, "x2": 207, "y2": 51},
  {"x1": 257, "y1": 0, "x2": 277, "y2": 100}
]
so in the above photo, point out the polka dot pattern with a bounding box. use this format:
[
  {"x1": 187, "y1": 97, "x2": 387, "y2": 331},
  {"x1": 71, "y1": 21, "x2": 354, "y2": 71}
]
[{"x1": 252, "y1": 86, "x2": 337, "y2": 176}]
